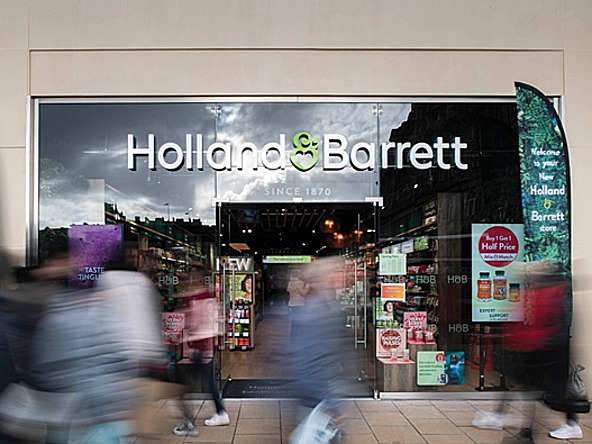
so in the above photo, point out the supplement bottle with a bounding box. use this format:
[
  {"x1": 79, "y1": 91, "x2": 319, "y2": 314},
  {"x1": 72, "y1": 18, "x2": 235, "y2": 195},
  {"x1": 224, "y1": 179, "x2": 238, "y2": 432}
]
[
  {"x1": 477, "y1": 272, "x2": 492, "y2": 301},
  {"x1": 493, "y1": 270, "x2": 507, "y2": 300},
  {"x1": 508, "y1": 283, "x2": 521, "y2": 302}
]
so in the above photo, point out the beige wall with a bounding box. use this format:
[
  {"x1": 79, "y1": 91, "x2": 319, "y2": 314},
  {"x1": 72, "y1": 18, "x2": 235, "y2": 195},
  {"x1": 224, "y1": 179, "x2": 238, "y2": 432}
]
[{"x1": 2, "y1": 0, "x2": 592, "y2": 392}]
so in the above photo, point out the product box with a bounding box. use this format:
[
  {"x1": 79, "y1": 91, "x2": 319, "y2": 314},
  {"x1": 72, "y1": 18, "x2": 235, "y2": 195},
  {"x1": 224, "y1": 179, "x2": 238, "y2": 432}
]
[
  {"x1": 162, "y1": 312, "x2": 185, "y2": 345},
  {"x1": 404, "y1": 311, "x2": 427, "y2": 344},
  {"x1": 376, "y1": 328, "x2": 407, "y2": 358}
]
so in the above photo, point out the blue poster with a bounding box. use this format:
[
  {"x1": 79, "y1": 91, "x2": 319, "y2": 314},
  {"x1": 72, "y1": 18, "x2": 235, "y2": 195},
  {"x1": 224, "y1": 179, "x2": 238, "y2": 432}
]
[{"x1": 445, "y1": 351, "x2": 465, "y2": 385}]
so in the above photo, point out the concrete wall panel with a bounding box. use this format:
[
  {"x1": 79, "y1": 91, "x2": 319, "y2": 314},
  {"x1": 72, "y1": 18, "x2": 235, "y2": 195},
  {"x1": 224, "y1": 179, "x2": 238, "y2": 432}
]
[
  {"x1": 569, "y1": 146, "x2": 592, "y2": 376},
  {"x1": 0, "y1": 50, "x2": 29, "y2": 147},
  {"x1": 0, "y1": 148, "x2": 26, "y2": 256},
  {"x1": 564, "y1": 50, "x2": 592, "y2": 147},
  {"x1": 30, "y1": 49, "x2": 564, "y2": 97},
  {"x1": 0, "y1": 0, "x2": 29, "y2": 49},
  {"x1": 28, "y1": 0, "x2": 565, "y2": 50},
  {"x1": 563, "y1": 0, "x2": 592, "y2": 50}
]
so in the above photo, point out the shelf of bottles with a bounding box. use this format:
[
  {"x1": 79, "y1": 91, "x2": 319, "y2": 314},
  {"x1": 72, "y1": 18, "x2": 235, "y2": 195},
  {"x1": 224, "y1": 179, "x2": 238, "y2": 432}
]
[
  {"x1": 215, "y1": 270, "x2": 256, "y2": 351},
  {"x1": 226, "y1": 303, "x2": 253, "y2": 350}
]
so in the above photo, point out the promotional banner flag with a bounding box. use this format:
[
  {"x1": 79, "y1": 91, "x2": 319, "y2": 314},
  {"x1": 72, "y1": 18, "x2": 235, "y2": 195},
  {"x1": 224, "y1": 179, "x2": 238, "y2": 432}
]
[{"x1": 515, "y1": 82, "x2": 572, "y2": 322}]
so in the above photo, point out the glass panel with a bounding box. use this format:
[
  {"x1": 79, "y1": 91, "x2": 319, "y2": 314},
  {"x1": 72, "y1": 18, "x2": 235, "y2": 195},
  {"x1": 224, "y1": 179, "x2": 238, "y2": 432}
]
[{"x1": 34, "y1": 99, "x2": 526, "y2": 396}]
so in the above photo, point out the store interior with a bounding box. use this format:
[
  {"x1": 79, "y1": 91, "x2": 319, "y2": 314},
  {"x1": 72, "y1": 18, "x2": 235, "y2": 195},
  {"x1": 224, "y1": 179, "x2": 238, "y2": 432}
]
[
  {"x1": 215, "y1": 203, "x2": 377, "y2": 397},
  {"x1": 39, "y1": 197, "x2": 523, "y2": 397},
  {"x1": 206, "y1": 202, "x2": 513, "y2": 397}
]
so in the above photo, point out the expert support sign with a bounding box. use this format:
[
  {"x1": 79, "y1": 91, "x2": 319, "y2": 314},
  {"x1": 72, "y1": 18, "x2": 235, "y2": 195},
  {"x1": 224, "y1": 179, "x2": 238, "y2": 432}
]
[{"x1": 471, "y1": 224, "x2": 525, "y2": 322}]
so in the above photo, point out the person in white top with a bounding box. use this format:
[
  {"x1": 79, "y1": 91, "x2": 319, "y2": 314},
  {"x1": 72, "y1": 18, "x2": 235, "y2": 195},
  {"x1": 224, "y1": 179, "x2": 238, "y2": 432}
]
[
  {"x1": 287, "y1": 268, "x2": 310, "y2": 308},
  {"x1": 287, "y1": 268, "x2": 310, "y2": 341}
]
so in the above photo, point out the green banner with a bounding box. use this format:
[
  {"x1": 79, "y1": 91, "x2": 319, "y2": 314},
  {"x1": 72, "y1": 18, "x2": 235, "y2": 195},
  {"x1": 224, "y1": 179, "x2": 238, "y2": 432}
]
[
  {"x1": 515, "y1": 82, "x2": 572, "y2": 320},
  {"x1": 262, "y1": 255, "x2": 312, "y2": 264}
]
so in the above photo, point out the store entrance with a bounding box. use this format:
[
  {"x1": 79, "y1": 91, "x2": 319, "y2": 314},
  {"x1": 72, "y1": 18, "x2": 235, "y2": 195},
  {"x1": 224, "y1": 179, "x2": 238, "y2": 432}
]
[{"x1": 215, "y1": 203, "x2": 377, "y2": 398}]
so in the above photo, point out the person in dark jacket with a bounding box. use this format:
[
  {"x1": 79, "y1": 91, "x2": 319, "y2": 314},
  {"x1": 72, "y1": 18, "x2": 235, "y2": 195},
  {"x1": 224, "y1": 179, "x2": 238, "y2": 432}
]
[
  {"x1": 289, "y1": 257, "x2": 347, "y2": 443},
  {"x1": 0, "y1": 253, "x2": 70, "y2": 443}
]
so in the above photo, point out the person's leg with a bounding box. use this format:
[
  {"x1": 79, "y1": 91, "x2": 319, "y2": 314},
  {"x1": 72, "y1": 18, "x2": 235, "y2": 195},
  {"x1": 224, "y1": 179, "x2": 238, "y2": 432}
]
[
  {"x1": 172, "y1": 359, "x2": 199, "y2": 436},
  {"x1": 194, "y1": 354, "x2": 229, "y2": 426},
  {"x1": 473, "y1": 351, "x2": 531, "y2": 431},
  {"x1": 566, "y1": 412, "x2": 579, "y2": 425},
  {"x1": 179, "y1": 387, "x2": 194, "y2": 424},
  {"x1": 200, "y1": 358, "x2": 225, "y2": 414},
  {"x1": 173, "y1": 386, "x2": 199, "y2": 436}
]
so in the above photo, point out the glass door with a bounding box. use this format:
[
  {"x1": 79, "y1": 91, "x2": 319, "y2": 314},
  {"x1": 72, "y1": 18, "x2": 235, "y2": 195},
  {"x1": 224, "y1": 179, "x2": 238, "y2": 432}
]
[
  {"x1": 339, "y1": 255, "x2": 375, "y2": 396},
  {"x1": 215, "y1": 260, "x2": 258, "y2": 390}
]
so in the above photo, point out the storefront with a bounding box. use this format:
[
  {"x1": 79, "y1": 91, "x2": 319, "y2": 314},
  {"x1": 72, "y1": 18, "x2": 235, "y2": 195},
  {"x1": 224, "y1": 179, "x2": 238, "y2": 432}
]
[{"x1": 31, "y1": 96, "x2": 559, "y2": 397}]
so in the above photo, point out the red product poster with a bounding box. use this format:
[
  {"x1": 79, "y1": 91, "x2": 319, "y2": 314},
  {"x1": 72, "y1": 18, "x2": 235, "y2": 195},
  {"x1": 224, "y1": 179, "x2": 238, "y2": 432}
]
[
  {"x1": 376, "y1": 328, "x2": 407, "y2": 358},
  {"x1": 404, "y1": 311, "x2": 427, "y2": 344},
  {"x1": 162, "y1": 312, "x2": 185, "y2": 345}
]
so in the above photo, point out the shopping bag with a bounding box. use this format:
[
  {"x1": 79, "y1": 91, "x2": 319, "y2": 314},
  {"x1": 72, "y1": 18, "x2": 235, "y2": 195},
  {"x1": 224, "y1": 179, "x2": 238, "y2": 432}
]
[
  {"x1": 565, "y1": 364, "x2": 588, "y2": 402},
  {"x1": 0, "y1": 382, "x2": 79, "y2": 442},
  {"x1": 289, "y1": 401, "x2": 341, "y2": 444},
  {"x1": 544, "y1": 364, "x2": 591, "y2": 413}
]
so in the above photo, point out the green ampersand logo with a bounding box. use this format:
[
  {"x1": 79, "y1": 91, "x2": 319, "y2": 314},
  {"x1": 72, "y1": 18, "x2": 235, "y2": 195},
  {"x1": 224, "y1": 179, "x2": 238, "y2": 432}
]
[{"x1": 290, "y1": 131, "x2": 319, "y2": 172}]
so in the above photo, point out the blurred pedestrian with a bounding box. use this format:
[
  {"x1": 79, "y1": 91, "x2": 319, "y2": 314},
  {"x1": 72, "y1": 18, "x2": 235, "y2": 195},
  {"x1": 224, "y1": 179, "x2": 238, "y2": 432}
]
[
  {"x1": 0, "y1": 250, "x2": 86, "y2": 442},
  {"x1": 472, "y1": 260, "x2": 574, "y2": 443},
  {"x1": 0, "y1": 251, "x2": 52, "y2": 443},
  {"x1": 543, "y1": 258, "x2": 592, "y2": 440},
  {"x1": 287, "y1": 267, "x2": 310, "y2": 340},
  {"x1": 29, "y1": 251, "x2": 144, "y2": 443},
  {"x1": 97, "y1": 244, "x2": 168, "y2": 378},
  {"x1": 289, "y1": 257, "x2": 346, "y2": 444},
  {"x1": 173, "y1": 286, "x2": 229, "y2": 437}
]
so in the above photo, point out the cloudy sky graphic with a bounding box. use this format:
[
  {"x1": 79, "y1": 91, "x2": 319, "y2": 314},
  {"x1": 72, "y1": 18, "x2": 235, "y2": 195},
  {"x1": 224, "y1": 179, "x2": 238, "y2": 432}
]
[{"x1": 38, "y1": 101, "x2": 411, "y2": 228}]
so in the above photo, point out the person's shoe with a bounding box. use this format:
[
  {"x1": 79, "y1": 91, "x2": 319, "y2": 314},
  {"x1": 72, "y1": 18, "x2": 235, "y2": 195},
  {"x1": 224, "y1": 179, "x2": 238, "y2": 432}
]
[
  {"x1": 549, "y1": 422, "x2": 583, "y2": 440},
  {"x1": 173, "y1": 422, "x2": 199, "y2": 436},
  {"x1": 472, "y1": 411, "x2": 505, "y2": 430},
  {"x1": 205, "y1": 411, "x2": 230, "y2": 426}
]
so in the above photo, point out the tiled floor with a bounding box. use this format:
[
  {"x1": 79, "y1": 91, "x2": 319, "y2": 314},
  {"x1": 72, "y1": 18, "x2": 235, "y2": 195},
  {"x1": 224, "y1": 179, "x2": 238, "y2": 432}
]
[{"x1": 117, "y1": 397, "x2": 592, "y2": 443}]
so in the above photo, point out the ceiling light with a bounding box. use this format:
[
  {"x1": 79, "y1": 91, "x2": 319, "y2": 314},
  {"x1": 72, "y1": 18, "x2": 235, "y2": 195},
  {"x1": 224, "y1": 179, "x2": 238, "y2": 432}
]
[{"x1": 320, "y1": 217, "x2": 340, "y2": 233}]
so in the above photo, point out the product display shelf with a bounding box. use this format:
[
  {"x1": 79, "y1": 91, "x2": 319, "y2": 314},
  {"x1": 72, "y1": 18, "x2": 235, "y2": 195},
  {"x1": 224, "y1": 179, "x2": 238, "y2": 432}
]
[
  {"x1": 406, "y1": 243, "x2": 439, "y2": 331},
  {"x1": 226, "y1": 303, "x2": 253, "y2": 351},
  {"x1": 376, "y1": 342, "x2": 437, "y2": 392}
]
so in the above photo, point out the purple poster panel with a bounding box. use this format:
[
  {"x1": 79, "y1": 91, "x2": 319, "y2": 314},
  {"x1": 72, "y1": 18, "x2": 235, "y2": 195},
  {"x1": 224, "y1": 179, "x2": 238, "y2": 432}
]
[{"x1": 68, "y1": 224, "x2": 122, "y2": 288}]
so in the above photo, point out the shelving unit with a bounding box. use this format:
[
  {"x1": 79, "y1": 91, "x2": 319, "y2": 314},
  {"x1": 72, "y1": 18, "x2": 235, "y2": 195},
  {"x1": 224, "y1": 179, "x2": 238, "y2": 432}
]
[
  {"x1": 377, "y1": 198, "x2": 443, "y2": 342},
  {"x1": 226, "y1": 303, "x2": 253, "y2": 350},
  {"x1": 381, "y1": 193, "x2": 465, "y2": 351},
  {"x1": 215, "y1": 271, "x2": 257, "y2": 351},
  {"x1": 406, "y1": 243, "x2": 439, "y2": 325}
]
